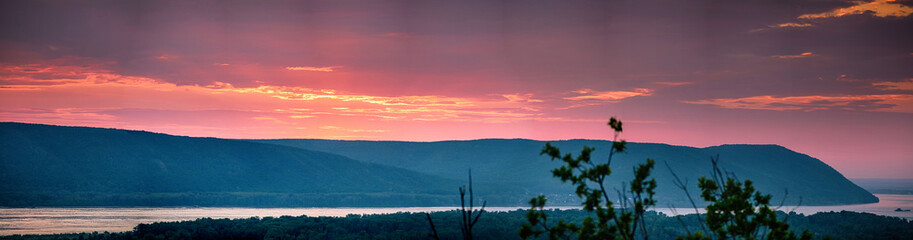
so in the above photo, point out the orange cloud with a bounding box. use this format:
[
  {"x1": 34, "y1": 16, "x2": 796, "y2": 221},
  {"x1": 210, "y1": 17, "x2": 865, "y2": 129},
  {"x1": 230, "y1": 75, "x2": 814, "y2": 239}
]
[
  {"x1": 1, "y1": 60, "x2": 658, "y2": 139},
  {"x1": 285, "y1": 66, "x2": 342, "y2": 72},
  {"x1": 771, "y1": 22, "x2": 814, "y2": 28},
  {"x1": 502, "y1": 93, "x2": 544, "y2": 103},
  {"x1": 773, "y1": 52, "x2": 815, "y2": 59},
  {"x1": 378, "y1": 32, "x2": 415, "y2": 38},
  {"x1": 329, "y1": 106, "x2": 542, "y2": 123},
  {"x1": 798, "y1": 0, "x2": 913, "y2": 19},
  {"x1": 873, "y1": 79, "x2": 913, "y2": 91},
  {"x1": 653, "y1": 81, "x2": 693, "y2": 86},
  {"x1": 1, "y1": 61, "x2": 596, "y2": 134},
  {"x1": 564, "y1": 88, "x2": 653, "y2": 101},
  {"x1": 319, "y1": 125, "x2": 389, "y2": 133},
  {"x1": 761, "y1": 0, "x2": 911, "y2": 32},
  {"x1": 752, "y1": 22, "x2": 815, "y2": 32},
  {"x1": 155, "y1": 54, "x2": 178, "y2": 60},
  {"x1": 684, "y1": 94, "x2": 913, "y2": 113},
  {"x1": 0, "y1": 108, "x2": 119, "y2": 123}
]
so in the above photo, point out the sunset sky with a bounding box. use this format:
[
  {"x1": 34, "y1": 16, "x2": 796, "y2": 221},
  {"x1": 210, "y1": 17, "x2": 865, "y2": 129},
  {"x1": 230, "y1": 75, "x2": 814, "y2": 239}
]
[{"x1": 1, "y1": 0, "x2": 911, "y2": 178}]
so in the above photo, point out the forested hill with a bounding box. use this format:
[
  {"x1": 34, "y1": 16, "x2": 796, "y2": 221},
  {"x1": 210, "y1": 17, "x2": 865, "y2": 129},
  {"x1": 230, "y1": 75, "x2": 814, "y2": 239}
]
[
  {"x1": 0, "y1": 122, "x2": 878, "y2": 207},
  {"x1": 0, "y1": 122, "x2": 458, "y2": 207},
  {"x1": 256, "y1": 139, "x2": 878, "y2": 206}
]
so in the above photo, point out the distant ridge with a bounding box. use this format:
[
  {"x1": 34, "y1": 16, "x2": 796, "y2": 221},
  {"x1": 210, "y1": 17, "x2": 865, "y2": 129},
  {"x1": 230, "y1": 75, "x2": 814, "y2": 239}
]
[
  {"x1": 0, "y1": 122, "x2": 458, "y2": 207},
  {"x1": 0, "y1": 122, "x2": 877, "y2": 207},
  {"x1": 256, "y1": 138, "x2": 878, "y2": 206}
]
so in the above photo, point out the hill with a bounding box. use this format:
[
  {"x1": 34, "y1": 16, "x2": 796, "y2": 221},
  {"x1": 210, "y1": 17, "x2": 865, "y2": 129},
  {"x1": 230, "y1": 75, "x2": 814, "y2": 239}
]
[
  {"x1": 0, "y1": 122, "x2": 458, "y2": 207},
  {"x1": 0, "y1": 122, "x2": 877, "y2": 207},
  {"x1": 256, "y1": 139, "x2": 878, "y2": 206}
]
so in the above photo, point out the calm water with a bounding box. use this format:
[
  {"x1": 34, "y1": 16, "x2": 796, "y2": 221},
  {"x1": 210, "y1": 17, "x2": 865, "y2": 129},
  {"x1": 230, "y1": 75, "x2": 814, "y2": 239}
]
[
  {"x1": 652, "y1": 194, "x2": 913, "y2": 220},
  {"x1": 1, "y1": 194, "x2": 911, "y2": 236}
]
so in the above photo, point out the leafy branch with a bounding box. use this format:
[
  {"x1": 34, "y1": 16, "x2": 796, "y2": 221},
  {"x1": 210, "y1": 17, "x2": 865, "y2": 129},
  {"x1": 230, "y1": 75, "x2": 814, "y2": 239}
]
[{"x1": 520, "y1": 117, "x2": 656, "y2": 240}]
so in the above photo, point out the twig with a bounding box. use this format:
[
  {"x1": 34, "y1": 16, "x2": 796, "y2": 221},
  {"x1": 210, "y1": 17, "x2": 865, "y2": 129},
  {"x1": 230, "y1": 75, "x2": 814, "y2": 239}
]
[
  {"x1": 425, "y1": 212, "x2": 440, "y2": 240},
  {"x1": 668, "y1": 204, "x2": 692, "y2": 236},
  {"x1": 664, "y1": 160, "x2": 707, "y2": 233}
]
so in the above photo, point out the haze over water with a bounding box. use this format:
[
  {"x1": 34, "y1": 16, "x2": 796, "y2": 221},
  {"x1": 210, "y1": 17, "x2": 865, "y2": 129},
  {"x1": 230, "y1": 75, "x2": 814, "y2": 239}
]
[{"x1": 2, "y1": 194, "x2": 910, "y2": 236}]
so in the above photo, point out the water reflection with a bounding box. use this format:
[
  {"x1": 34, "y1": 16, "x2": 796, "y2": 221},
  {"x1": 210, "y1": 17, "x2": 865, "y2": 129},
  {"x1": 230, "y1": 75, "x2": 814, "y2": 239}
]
[
  {"x1": 652, "y1": 194, "x2": 913, "y2": 220},
  {"x1": 1, "y1": 194, "x2": 910, "y2": 236}
]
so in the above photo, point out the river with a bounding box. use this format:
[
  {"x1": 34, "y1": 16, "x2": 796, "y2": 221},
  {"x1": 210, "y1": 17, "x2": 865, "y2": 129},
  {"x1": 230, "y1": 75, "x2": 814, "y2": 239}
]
[{"x1": 1, "y1": 194, "x2": 911, "y2": 236}]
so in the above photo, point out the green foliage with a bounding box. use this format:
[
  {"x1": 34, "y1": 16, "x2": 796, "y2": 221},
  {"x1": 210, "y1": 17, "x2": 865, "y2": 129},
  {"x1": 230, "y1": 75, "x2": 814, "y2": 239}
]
[
  {"x1": 520, "y1": 118, "x2": 657, "y2": 240},
  {"x1": 793, "y1": 211, "x2": 913, "y2": 239},
  {"x1": 520, "y1": 196, "x2": 581, "y2": 239},
  {"x1": 519, "y1": 118, "x2": 823, "y2": 240},
  {"x1": 4, "y1": 209, "x2": 910, "y2": 240},
  {"x1": 679, "y1": 157, "x2": 813, "y2": 240}
]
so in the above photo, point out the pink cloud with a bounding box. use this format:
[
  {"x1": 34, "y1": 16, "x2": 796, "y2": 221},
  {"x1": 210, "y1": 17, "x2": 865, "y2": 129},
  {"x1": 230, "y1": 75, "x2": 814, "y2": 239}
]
[
  {"x1": 1, "y1": 60, "x2": 619, "y2": 139},
  {"x1": 564, "y1": 88, "x2": 653, "y2": 101},
  {"x1": 684, "y1": 94, "x2": 913, "y2": 113},
  {"x1": 873, "y1": 78, "x2": 913, "y2": 91},
  {"x1": 772, "y1": 52, "x2": 815, "y2": 59},
  {"x1": 319, "y1": 125, "x2": 389, "y2": 133},
  {"x1": 653, "y1": 81, "x2": 693, "y2": 86},
  {"x1": 285, "y1": 66, "x2": 342, "y2": 72},
  {"x1": 751, "y1": 22, "x2": 814, "y2": 32}
]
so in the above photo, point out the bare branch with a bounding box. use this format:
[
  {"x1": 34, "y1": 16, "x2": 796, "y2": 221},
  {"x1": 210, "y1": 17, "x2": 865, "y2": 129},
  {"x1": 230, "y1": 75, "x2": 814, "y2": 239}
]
[
  {"x1": 425, "y1": 212, "x2": 440, "y2": 240},
  {"x1": 664, "y1": 160, "x2": 707, "y2": 233},
  {"x1": 668, "y1": 204, "x2": 692, "y2": 236},
  {"x1": 470, "y1": 200, "x2": 487, "y2": 227}
]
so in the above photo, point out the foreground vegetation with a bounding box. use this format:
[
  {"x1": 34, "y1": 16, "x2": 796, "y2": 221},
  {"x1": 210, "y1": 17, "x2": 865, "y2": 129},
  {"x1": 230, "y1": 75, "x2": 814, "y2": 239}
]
[
  {"x1": 519, "y1": 118, "x2": 817, "y2": 240},
  {"x1": 2, "y1": 210, "x2": 911, "y2": 240}
]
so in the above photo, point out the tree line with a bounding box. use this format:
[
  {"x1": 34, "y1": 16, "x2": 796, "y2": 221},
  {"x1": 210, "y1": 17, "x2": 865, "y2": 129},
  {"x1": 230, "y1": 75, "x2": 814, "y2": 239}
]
[{"x1": 2, "y1": 210, "x2": 910, "y2": 240}]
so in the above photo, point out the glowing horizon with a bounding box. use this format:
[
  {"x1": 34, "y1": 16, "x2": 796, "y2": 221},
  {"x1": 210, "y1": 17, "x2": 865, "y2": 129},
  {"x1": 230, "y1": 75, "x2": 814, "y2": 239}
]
[{"x1": 1, "y1": 0, "x2": 911, "y2": 179}]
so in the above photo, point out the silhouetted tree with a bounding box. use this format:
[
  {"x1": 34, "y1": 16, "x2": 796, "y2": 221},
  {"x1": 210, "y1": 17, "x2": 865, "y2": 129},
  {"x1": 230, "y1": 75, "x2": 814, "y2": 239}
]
[
  {"x1": 427, "y1": 170, "x2": 486, "y2": 240},
  {"x1": 520, "y1": 117, "x2": 812, "y2": 240},
  {"x1": 677, "y1": 156, "x2": 813, "y2": 240},
  {"x1": 520, "y1": 117, "x2": 656, "y2": 240}
]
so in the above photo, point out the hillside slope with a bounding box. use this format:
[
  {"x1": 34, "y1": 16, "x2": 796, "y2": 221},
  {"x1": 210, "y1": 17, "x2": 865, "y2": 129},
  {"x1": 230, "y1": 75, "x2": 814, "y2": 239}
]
[
  {"x1": 257, "y1": 139, "x2": 878, "y2": 206},
  {"x1": 0, "y1": 122, "x2": 876, "y2": 207},
  {"x1": 0, "y1": 122, "x2": 457, "y2": 207}
]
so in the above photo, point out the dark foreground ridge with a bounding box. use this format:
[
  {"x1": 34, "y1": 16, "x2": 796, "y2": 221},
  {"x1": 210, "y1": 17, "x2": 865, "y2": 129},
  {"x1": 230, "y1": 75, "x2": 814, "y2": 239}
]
[
  {"x1": 0, "y1": 122, "x2": 877, "y2": 207},
  {"x1": 2, "y1": 210, "x2": 911, "y2": 240}
]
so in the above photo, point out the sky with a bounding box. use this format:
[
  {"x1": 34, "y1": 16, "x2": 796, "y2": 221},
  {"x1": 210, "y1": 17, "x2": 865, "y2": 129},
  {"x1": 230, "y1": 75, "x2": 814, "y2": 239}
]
[{"x1": 1, "y1": 0, "x2": 911, "y2": 178}]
